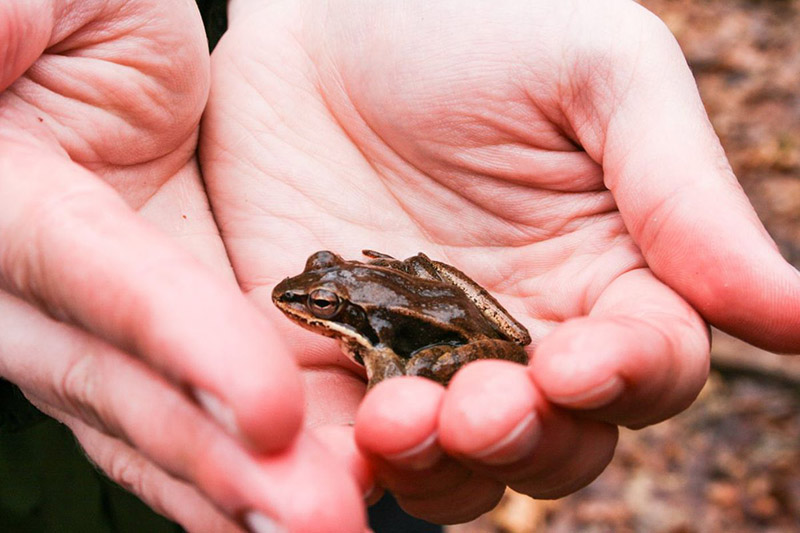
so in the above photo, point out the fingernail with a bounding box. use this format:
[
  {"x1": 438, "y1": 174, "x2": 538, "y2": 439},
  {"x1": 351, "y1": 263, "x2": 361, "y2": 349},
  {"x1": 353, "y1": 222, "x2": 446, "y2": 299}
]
[
  {"x1": 384, "y1": 431, "x2": 442, "y2": 470},
  {"x1": 472, "y1": 413, "x2": 540, "y2": 465},
  {"x1": 194, "y1": 388, "x2": 240, "y2": 437},
  {"x1": 549, "y1": 374, "x2": 625, "y2": 409},
  {"x1": 363, "y1": 482, "x2": 377, "y2": 500},
  {"x1": 244, "y1": 511, "x2": 286, "y2": 533}
]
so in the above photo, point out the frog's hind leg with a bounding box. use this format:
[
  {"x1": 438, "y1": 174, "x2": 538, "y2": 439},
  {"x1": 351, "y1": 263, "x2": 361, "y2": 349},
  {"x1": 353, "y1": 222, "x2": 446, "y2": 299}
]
[
  {"x1": 406, "y1": 341, "x2": 529, "y2": 386},
  {"x1": 362, "y1": 250, "x2": 395, "y2": 260},
  {"x1": 361, "y1": 250, "x2": 411, "y2": 273},
  {"x1": 424, "y1": 258, "x2": 532, "y2": 346},
  {"x1": 362, "y1": 250, "x2": 444, "y2": 280}
]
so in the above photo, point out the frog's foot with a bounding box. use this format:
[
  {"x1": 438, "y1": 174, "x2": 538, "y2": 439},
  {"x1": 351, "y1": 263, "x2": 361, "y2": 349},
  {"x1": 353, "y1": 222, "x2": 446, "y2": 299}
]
[
  {"x1": 407, "y1": 340, "x2": 529, "y2": 386},
  {"x1": 363, "y1": 350, "x2": 406, "y2": 389}
]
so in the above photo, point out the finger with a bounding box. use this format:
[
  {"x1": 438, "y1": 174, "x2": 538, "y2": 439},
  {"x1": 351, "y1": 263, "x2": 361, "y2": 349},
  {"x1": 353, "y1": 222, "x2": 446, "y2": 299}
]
[
  {"x1": 303, "y1": 353, "x2": 380, "y2": 502},
  {"x1": 439, "y1": 362, "x2": 541, "y2": 466},
  {"x1": 355, "y1": 378, "x2": 445, "y2": 472},
  {"x1": 530, "y1": 269, "x2": 710, "y2": 428},
  {"x1": 567, "y1": 3, "x2": 800, "y2": 352},
  {"x1": 500, "y1": 417, "x2": 617, "y2": 499},
  {"x1": 439, "y1": 361, "x2": 617, "y2": 499},
  {"x1": 32, "y1": 404, "x2": 243, "y2": 533},
  {"x1": 394, "y1": 474, "x2": 505, "y2": 525},
  {"x1": 313, "y1": 424, "x2": 380, "y2": 504},
  {"x1": 367, "y1": 453, "x2": 505, "y2": 524},
  {"x1": 0, "y1": 145, "x2": 302, "y2": 452},
  {"x1": 355, "y1": 377, "x2": 503, "y2": 523},
  {"x1": 0, "y1": 291, "x2": 366, "y2": 533},
  {"x1": 0, "y1": 1, "x2": 52, "y2": 92}
]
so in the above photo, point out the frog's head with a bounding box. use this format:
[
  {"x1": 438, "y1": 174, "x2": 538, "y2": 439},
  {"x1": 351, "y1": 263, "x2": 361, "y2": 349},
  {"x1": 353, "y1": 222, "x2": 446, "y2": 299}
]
[{"x1": 272, "y1": 251, "x2": 380, "y2": 349}]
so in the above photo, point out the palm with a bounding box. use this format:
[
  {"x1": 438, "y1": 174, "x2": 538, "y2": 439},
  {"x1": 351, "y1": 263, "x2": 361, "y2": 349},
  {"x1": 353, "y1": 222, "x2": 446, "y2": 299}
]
[{"x1": 204, "y1": 1, "x2": 647, "y2": 396}]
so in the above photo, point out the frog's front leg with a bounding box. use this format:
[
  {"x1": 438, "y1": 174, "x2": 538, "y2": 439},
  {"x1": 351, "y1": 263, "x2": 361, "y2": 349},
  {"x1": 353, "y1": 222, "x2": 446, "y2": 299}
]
[
  {"x1": 362, "y1": 348, "x2": 406, "y2": 389},
  {"x1": 405, "y1": 340, "x2": 529, "y2": 386}
]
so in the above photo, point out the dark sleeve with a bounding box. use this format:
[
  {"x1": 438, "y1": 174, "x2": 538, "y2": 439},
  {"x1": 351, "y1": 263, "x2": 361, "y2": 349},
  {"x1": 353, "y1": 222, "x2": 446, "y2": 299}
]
[
  {"x1": 0, "y1": 378, "x2": 47, "y2": 434},
  {"x1": 196, "y1": 0, "x2": 229, "y2": 51}
]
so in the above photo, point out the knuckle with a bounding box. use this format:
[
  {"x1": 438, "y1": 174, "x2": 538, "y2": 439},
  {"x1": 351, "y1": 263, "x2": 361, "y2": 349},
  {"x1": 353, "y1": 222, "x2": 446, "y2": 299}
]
[
  {"x1": 105, "y1": 446, "x2": 163, "y2": 511},
  {"x1": 59, "y1": 348, "x2": 121, "y2": 437},
  {"x1": 71, "y1": 420, "x2": 174, "y2": 520}
]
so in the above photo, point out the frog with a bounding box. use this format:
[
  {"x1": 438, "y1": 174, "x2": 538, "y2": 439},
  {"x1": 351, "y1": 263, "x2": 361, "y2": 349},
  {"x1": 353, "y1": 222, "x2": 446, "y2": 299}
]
[{"x1": 271, "y1": 250, "x2": 531, "y2": 388}]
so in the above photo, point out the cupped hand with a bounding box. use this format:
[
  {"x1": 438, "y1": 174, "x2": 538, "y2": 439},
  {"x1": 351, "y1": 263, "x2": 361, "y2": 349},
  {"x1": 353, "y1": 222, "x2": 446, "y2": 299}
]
[
  {"x1": 203, "y1": 0, "x2": 800, "y2": 524},
  {"x1": 0, "y1": 2, "x2": 364, "y2": 531}
]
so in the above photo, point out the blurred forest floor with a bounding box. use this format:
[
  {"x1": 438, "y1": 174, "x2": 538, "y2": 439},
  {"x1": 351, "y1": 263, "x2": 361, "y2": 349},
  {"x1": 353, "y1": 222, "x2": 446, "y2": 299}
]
[{"x1": 450, "y1": 1, "x2": 800, "y2": 532}]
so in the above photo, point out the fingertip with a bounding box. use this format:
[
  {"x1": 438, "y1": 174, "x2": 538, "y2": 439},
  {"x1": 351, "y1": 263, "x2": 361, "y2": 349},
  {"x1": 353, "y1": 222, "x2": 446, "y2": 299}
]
[
  {"x1": 439, "y1": 361, "x2": 541, "y2": 465},
  {"x1": 231, "y1": 364, "x2": 305, "y2": 453},
  {"x1": 251, "y1": 433, "x2": 367, "y2": 533},
  {"x1": 697, "y1": 258, "x2": 800, "y2": 353},
  {"x1": 355, "y1": 377, "x2": 444, "y2": 468},
  {"x1": 529, "y1": 318, "x2": 626, "y2": 409},
  {"x1": 195, "y1": 333, "x2": 305, "y2": 454},
  {"x1": 650, "y1": 209, "x2": 800, "y2": 353},
  {"x1": 215, "y1": 310, "x2": 307, "y2": 452},
  {"x1": 531, "y1": 300, "x2": 710, "y2": 427}
]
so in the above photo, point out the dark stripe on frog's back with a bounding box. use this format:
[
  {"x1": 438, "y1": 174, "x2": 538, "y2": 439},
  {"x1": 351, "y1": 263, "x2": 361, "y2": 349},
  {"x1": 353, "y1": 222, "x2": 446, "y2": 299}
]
[
  {"x1": 338, "y1": 264, "x2": 495, "y2": 314},
  {"x1": 337, "y1": 266, "x2": 505, "y2": 359},
  {"x1": 330, "y1": 263, "x2": 481, "y2": 309}
]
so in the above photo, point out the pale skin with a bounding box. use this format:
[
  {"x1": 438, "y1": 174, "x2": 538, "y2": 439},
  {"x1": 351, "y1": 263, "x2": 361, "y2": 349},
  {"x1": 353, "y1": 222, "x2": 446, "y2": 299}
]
[{"x1": 1, "y1": 0, "x2": 798, "y2": 530}]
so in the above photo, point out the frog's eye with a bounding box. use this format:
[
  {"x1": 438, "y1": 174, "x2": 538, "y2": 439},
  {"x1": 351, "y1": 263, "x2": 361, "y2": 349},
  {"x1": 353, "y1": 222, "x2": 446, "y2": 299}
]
[{"x1": 308, "y1": 289, "x2": 341, "y2": 319}]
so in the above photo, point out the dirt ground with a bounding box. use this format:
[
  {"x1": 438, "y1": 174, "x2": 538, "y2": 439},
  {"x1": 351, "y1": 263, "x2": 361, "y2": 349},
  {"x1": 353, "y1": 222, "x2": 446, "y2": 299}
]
[{"x1": 450, "y1": 1, "x2": 800, "y2": 531}]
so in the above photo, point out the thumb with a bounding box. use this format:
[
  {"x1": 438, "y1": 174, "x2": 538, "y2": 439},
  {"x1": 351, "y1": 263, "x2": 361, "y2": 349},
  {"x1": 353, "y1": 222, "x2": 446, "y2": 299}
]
[
  {"x1": 571, "y1": 5, "x2": 800, "y2": 353},
  {"x1": 0, "y1": 1, "x2": 51, "y2": 93}
]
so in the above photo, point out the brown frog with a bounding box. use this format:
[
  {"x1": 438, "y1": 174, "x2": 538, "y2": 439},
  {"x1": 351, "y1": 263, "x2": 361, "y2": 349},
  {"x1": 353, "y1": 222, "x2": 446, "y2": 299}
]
[{"x1": 272, "y1": 250, "x2": 531, "y2": 387}]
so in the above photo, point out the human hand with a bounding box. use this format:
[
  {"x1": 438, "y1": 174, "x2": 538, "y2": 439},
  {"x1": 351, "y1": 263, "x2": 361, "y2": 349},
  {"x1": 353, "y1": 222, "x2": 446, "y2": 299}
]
[
  {"x1": 202, "y1": 0, "x2": 800, "y2": 524},
  {"x1": 0, "y1": 2, "x2": 364, "y2": 531}
]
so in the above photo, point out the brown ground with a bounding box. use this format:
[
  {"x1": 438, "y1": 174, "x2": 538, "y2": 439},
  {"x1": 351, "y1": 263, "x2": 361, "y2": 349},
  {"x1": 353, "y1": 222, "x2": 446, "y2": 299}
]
[{"x1": 450, "y1": 1, "x2": 800, "y2": 531}]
